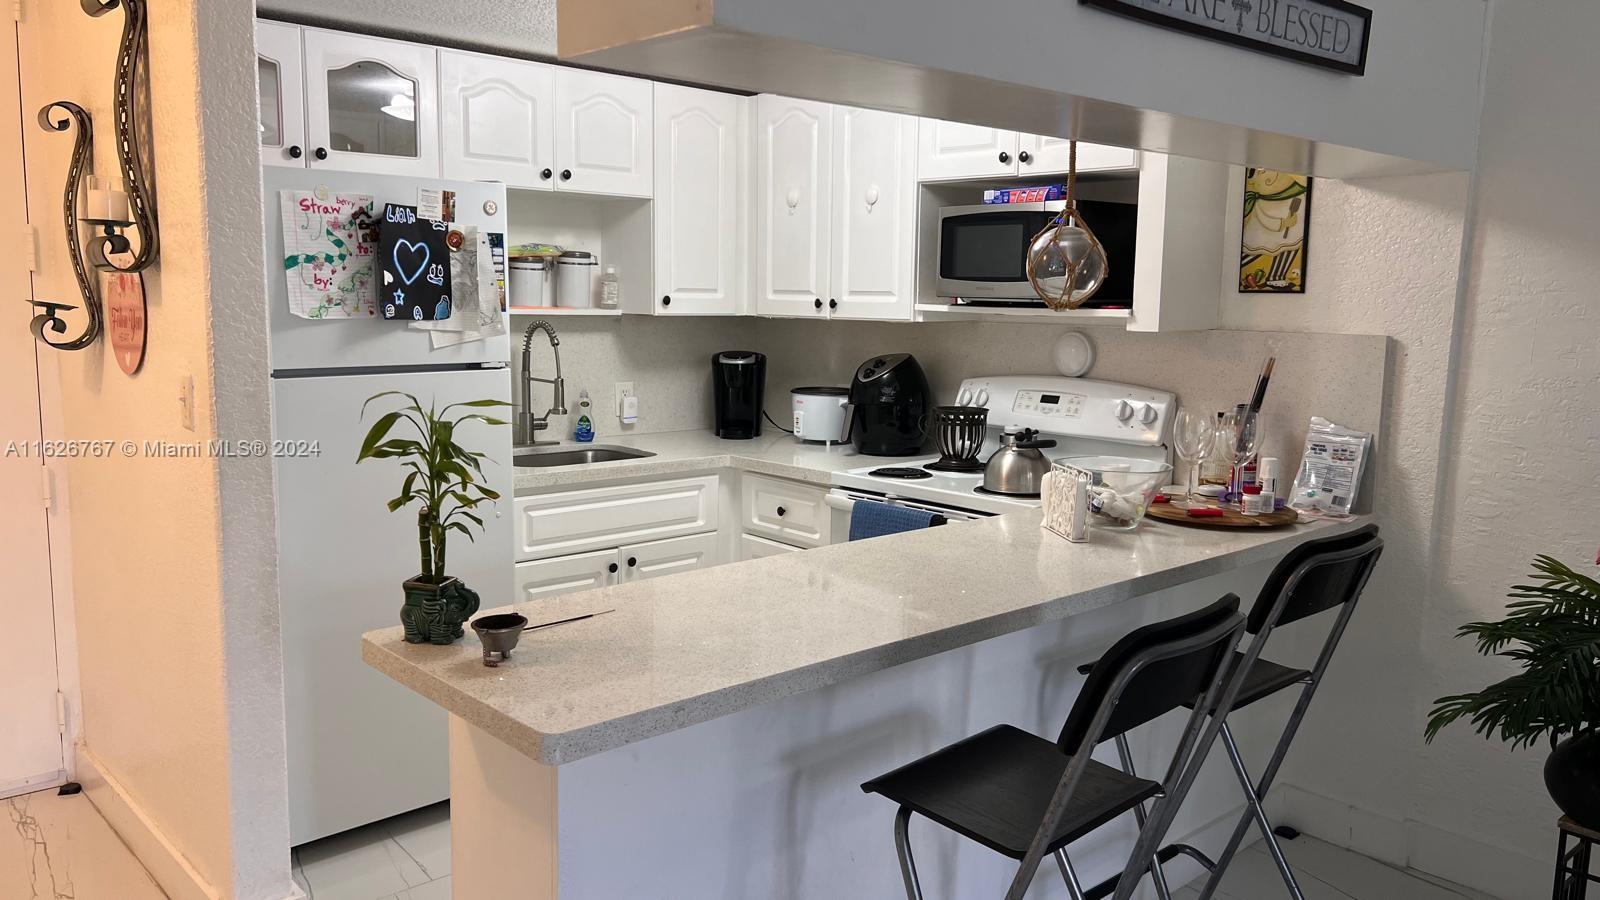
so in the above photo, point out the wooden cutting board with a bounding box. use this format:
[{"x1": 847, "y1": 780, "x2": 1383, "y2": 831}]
[{"x1": 1146, "y1": 502, "x2": 1301, "y2": 529}]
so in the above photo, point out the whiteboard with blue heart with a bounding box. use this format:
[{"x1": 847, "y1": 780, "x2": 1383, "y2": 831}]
[{"x1": 378, "y1": 203, "x2": 452, "y2": 321}]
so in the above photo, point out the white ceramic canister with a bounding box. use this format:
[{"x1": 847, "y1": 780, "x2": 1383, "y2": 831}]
[
  {"x1": 508, "y1": 258, "x2": 552, "y2": 308},
  {"x1": 556, "y1": 251, "x2": 597, "y2": 308}
]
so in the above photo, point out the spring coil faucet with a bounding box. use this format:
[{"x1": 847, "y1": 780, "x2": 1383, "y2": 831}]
[{"x1": 518, "y1": 320, "x2": 567, "y2": 446}]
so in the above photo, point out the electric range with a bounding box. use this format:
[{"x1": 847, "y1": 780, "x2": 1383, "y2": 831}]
[{"x1": 831, "y1": 375, "x2": 1175, "y2": 517}]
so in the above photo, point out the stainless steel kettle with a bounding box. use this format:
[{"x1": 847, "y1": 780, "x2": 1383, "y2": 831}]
[{"x1": 982, "y1": 427, "x2": 1058, "y2": 496}]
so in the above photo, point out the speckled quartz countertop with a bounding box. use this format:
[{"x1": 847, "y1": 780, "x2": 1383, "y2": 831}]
[
  {"x1": 364, "y1": 490, "x2": 1366, "y2": 765},
  {"x1": 510, "y1": 429, "x2": 872, "y2": 492}
]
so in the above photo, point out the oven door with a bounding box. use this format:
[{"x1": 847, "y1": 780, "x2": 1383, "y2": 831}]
[
  {"x1": 824, "y1": 488, "x2": 996, "y2": 544},
  {"x1": 936, "y1": 202, "x2": 1060, "y2": 301}
]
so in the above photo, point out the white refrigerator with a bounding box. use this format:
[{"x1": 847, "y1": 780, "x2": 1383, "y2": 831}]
[{"x1": 265, "y1": 167, "x2": 514, "y2": 843}]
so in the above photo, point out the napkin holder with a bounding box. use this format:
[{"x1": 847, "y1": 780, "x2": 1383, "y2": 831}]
[{"x1": 1042, "y1": 462, "x2": 1092, "y2": 543}]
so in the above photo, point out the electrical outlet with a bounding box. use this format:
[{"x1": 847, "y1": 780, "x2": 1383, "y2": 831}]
[
  {"x1": 614, "y1": 382, "x2": 635, "y2": 422},
  {"x1": 179, "y1": 375, "x2": 196, "y2": 431}
]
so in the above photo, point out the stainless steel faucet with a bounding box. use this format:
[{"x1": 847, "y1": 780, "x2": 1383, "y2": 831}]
[{"x1": 517, "y1": 320, "x2": 567, "y2": 446}]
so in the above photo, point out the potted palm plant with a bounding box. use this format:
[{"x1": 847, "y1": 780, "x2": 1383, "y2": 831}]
[
  {"x1": 1425, "y1": 554, "x2": 1600, "y2": 828},
  {"x1": 357, "y1": 391, "x2": 509, "y2": 645}
]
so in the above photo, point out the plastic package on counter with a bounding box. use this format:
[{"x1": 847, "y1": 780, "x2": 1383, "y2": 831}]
[{"x1": 1289, "y1": 417, "x2": 1372, "y2": 518}]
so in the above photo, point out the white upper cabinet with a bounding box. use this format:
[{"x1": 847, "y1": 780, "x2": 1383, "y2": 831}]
[
  {"x1": 830, "y1": 106, "x2": 916, "y2": 321},
  {"x1": 256, "y1": 21, "x2": 307, "y2": 168},
  {"x1": 554, "y1": 68, "x2": 653, "y2": 198},
  {"x1": 916, "y1": 119, "x2": 1018, "y2": 181},
  {"x1": 439, "y1": 51, "x2": 556, "y2": 190},
  {"x1": 755, "y1": 95, "x2": 832, "y2": 318},
  {"x1": 1017, "y1": 134, "x2": 1139, "y2": 174},
  {"x1": 652, "y1": 84, "x2": 744, "y2": 316},
  {"x1": 302, "y1": 30, "x2": 439, "y2": 177}
]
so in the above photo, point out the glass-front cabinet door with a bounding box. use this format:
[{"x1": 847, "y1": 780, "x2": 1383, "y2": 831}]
[
  {"x1": 302, "y1": 29, "x2": 439, "y2": 177},
  {"x1": 256, "y1": 21, "x2": 306, "y2": 168}
]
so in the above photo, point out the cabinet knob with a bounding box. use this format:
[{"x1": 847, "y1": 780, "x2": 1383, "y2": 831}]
[
  {"x1": 287, "y1": 145, "x2": 303, "y2": 160},
  {"x1": 661, "y1": 295, "x2": 671, "y2": 307},
  {"x1": 1018, "y1": 150, "x2": 1032, "y2": 165},
  {"x1": 813, "y1": 298, "x2": 823, "y2": 310},
  {"x1": 627, "y1": 557, "x2": 638, "y2": 568},
  {"x1": 560, "y1": 169, "x2": 573, "y2": 181},
  {"x1": 776, "y1": 506, "x2": 787, "y2": 517},
  {"x1": 608, "y1": 562, "x2": 619, "y2": 574},
  {"x1": 828, "y1": 298, "x2": 838, "y2": 310},
  {"x1": 998, "y1": 151, "x2": 1011, "y2": 164},
  {"x1": 541, "y1": 167, "x2": 553, "y2": 180},
  {"x1": 314, "y1": 147, "x2": 328, "y2": 161}
]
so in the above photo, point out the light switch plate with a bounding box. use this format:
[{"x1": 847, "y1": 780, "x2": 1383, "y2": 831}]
[{"x1": 179, "y1": 375, "x2": 196, "y2": 431}]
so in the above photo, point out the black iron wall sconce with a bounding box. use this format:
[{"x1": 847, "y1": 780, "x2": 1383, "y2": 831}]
[{"x1": 30, "y1": 0, "x2": 160, "y2": 352}]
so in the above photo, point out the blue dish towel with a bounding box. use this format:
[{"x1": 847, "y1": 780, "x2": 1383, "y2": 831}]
[{"x1": 848, "y1": 500, "x2": 945, "y2": 541}]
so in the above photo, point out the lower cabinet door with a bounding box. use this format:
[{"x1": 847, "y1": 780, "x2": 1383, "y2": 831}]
[
  {"x1": 514, "y1": 548, "x2": 619, "y2": 600},
  {"x1": 739, "y1": 533, "x2": 804, "y2": 561},
  {"x1": 620, "y1": 532, "x2": 720, "y2": 582}
]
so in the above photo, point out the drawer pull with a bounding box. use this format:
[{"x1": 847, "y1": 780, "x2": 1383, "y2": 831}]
[{"x1": 776, "y1": 506, "x2": 786, "y2": 517}]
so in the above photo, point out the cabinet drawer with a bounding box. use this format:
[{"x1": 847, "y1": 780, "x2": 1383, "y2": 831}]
[
  {"x1": 739, "y1": 533, "x2": 804, "y2": 561},
  {"x1": 741, "y1": 474, "x2": 830, "y2": 549},
  {"x1": 516, "y1": 475, "x2": 719, "y2": 561},
  {"x1": 514, "y1": 549, "x2": 618, "y2": 601}
]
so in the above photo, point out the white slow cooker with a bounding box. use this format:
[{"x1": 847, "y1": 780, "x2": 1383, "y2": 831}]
[{"x1": 790, "y1": 386, "x2": 850, "y2": 443}]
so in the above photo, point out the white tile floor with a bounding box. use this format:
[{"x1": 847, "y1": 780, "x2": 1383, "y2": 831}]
[
  {"x1": 293, "y1": 802, "x2": 451, "y2": 900},
  {"x1": 0, "y1": 787, "x2": 1506, "y2": 900},
  {"x1": 0, "y1": 787, "x2": 166, "y2": 900}
]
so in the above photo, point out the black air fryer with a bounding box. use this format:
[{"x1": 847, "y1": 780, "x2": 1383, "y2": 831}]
[
  {"x1": 848, "y1": 353, "x2": 932, "y2": 456},
  {"x1": 712, "y1": 351, "x2": 766, "y2": 439}
]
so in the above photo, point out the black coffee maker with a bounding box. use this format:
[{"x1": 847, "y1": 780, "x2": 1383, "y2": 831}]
[
  {"x1": 847, "y1": 353, "x2": 931, "y2": 456},
  {"x1": 712, "y1": 350, "x2": 766, "y2": 439}
]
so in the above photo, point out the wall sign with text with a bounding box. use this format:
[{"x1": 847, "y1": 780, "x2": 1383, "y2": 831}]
[{"x1": 1080, "y1": 0, "x2": 1371, "y2": 75}]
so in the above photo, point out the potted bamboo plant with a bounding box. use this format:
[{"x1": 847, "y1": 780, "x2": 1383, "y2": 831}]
[
  {"x1": 1425, "y1": 554, "x2": 1600, "y2": 829},
  {"x1": 357, "y1": 391, "x2": 509, "y2": 645}
]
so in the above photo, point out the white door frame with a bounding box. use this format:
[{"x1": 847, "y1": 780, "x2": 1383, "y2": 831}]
[{"x1": 6, "y1": 13, "x2": 82, "y2": 799}]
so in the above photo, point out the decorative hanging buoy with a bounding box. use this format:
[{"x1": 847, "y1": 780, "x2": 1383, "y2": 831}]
[{"x1": 1024, "y1": 140, "x2": 1108, "y2": 310}]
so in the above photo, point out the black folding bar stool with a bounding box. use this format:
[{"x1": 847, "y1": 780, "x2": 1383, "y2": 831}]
[
  {"x1": 861, "y1": 594, "x2": 1248, "y2": 900},
  {"x1": 1190, "y1": 524, "x2": 1384, "y2": 900}
]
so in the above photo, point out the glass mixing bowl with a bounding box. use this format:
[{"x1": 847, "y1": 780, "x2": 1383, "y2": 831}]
[{"x1": 1057, "y1": 456, "x2": 1173, "y2": 531}]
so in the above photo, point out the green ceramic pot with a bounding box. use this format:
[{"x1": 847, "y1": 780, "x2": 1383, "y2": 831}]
[{"x1": 400, "y1": 575, "x2": 482, "y2": 645}]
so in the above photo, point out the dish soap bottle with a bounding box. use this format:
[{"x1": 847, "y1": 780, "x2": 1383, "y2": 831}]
[
  {"x1": 598, "y1": 266, "x2": 620, "y2": 310},
  {"x1": 574, "y1": 390, "x2": 595, "y2": 443}
]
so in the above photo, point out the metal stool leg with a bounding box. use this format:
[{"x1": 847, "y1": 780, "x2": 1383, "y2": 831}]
[
  {"x1": 1114, "y1": 734, "x2": 1176, "y2": 900},
  {"x1": 1219, "y1": 722, "x2": 1305, "y2": 900},
  {"x1": 894, "y1": 806, "x2": 924, "y2": 900},
  {"x1": 1055, "y1": 848, "x2": 1088, "y2": 900}
]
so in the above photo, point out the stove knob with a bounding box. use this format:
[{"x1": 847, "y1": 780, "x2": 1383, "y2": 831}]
[
  {"x1": 1114, "y1": 400, "x2": 1135, "y2": 422},
  {"x1": 956, "y1": 389, "x2": 972, "y2": 406},
  {"x1": 1139, "y1": 404, "x2": 1159, "y2": 426},
  {"x1": 975, "y1": 389, "x2": 990, "y2": 407}
]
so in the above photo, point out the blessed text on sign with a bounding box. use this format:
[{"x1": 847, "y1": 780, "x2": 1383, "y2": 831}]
[{"x1": 1080, "y1": 0, "x2": 1371, "y2": 75}]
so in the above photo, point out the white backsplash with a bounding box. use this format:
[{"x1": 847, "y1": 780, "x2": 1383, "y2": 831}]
[{"x1": 514, "y1": 315, "x2": 1387, "y2": 505}]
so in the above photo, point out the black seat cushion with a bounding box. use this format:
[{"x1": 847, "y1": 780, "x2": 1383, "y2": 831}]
[
  {"x1": 1186, "y1": 652, "x2": 1310, "y2": 711},
  {"x1": 861, "y1": 724, "x2": 1160, "y2": 859}
]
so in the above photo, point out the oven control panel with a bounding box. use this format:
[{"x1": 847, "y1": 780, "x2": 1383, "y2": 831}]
[{"x1": 955, "y1": 375, "x2": 1174, "y2": 446}]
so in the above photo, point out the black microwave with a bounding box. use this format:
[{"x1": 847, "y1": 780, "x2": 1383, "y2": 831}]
[{"x1": 935, "y1": 200, "x2": 1138, "y2": 307}]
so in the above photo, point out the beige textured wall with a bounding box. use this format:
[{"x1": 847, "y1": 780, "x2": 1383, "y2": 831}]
[
  {"x1": 18, "y1": 2, "x2": 286, "y2": 898},
  {"x1": 1418, "y1": 0, "x2": 1600, "y2": 891}
]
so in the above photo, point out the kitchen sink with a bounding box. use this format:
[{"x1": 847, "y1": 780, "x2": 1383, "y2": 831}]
[{"x1": 513, "y1": 446, "x2": 656, "y2": 468}]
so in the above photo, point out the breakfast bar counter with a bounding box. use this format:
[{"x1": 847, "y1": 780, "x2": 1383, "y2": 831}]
[{"x1": 364, "y1": 510, "x2": 1365, "y2": 899}]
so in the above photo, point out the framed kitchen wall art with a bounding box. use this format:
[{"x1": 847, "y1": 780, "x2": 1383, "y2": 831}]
[{"x1": 1239, "y1": 169, "x2": 1312, "y2": 293}]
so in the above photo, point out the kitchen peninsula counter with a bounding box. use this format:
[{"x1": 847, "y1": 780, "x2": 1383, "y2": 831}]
[
  {"x1": 365, "y1": 493, "x2": 1367, "y2": 898},
  {"x1": 364, "y1": 510, "x2": 1363, "y2": 765}
]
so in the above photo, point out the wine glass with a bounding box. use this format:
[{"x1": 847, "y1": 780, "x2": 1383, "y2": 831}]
[
  {"x1": 1220, "y1": 409, "x2": 1261, "y2": 500},
  {"x1": 1172, "y1": 408, "x2": 1215, "y2": 507}
]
